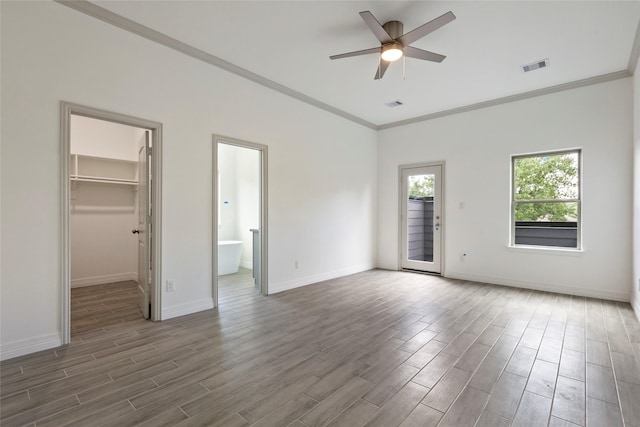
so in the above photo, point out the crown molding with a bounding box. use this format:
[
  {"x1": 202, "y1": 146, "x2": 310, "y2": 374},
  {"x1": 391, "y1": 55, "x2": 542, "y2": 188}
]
[
  {"x1": 628, "y1": 19, "x2": 640, "y2": 74},
  {"x1": 378, "y1": 70, "x2": 631, "y2": 130}
]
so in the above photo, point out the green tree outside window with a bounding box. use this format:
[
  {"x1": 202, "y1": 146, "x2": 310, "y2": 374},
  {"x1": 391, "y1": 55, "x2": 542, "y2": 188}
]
[{"x1": 514, "y1": 153, "x2": 579, "y2": 222}]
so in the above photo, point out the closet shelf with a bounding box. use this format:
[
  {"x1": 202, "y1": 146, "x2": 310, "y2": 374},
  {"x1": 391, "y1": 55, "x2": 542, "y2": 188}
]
[
  {"x1": 70, "y1": 153, "x2": 138, "y2": 186},
  {"x1": 71, "y1": 175, "x2": 138, "y2": 186}
]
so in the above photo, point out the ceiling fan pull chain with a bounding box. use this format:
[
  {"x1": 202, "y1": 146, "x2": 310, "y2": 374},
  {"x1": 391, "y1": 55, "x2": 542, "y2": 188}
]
[{"x1": 403, "y1": 55, "x2": 406, "y2": 80}]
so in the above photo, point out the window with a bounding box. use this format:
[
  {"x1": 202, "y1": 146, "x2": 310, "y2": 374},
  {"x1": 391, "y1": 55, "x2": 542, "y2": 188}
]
[{"x1": 511, "y1": 150, "x2": 581, "y2": 249}]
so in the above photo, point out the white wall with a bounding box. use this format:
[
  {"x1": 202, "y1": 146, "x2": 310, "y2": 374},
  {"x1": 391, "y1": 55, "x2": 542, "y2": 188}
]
[
  {"x1": 378, "y1": 78, "x2": 633, "y2": 301},
  {"x1": 0, "y1": 2, "x2": 377, "y2": 359},
  {"x1": 217, "y1": 143, "x2": 238, "y2": 242},
  {"x1": 71, "y1": 115, "x2": 140, "y2": 161},
  {"x1": 70, "y1": 116, "x2": 140, "y2": 287},
  {"x1": 633, "y1": 58, "x2": 640, "y2": 320}
]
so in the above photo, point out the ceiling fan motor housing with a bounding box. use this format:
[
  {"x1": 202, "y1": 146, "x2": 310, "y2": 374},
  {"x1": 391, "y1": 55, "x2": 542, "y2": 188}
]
[{"x1": 382, "y1": 21, "x2": 403, "y2": 40}]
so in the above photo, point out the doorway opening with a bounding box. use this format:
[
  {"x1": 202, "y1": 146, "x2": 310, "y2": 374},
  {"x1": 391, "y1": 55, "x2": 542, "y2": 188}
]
[
  {"x1": 400, "y1": 163, "x2": 444, "y2": 274},
  {"x1": 61, "y1": 102, "x2": 163, "y2": 344},
  {"x1": 213, "y1": 135, "x2": 268, "y2": 307}
]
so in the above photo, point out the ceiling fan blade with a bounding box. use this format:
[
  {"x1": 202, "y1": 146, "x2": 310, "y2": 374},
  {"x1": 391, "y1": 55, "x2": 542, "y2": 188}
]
[
  {"x1": 359, "y1": 11, "x2": 394, "y2": 44},
  {"x1": 330, "y1": 47, "x2": 380, "y2": 60},
  {"x1": 404, "y1": 46, "x2": 446, "y2": 63},
  {"x1": 398, "y1": 11, "x2": 456, "y2": 46},
  {"x1": 374, "y1": 60, "x2": 390, "y2": 80}
]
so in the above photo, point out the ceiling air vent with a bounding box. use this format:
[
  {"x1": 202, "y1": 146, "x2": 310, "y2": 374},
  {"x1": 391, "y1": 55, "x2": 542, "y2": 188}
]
[
  {"x1": 385, "y1": 100, "x2": 404, "y2": 108},
  {"x1": 521, "y1": 59, "x2": 550, "y2": 73}
]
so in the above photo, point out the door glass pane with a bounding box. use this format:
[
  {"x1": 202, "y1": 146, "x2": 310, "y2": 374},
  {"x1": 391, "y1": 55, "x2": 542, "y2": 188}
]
[{"x1": 408, "y1": 174, "x2": 434, "y2": 262}]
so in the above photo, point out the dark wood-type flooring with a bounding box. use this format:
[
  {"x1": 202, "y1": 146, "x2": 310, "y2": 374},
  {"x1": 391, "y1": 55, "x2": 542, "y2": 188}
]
[{"x1": 2, "y1": 269, "x2": 640, "y2": 426}]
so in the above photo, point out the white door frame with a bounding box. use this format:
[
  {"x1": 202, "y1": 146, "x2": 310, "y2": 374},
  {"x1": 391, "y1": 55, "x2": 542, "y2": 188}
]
[
  {"x1": 61, "y1": 102, "x2": 163, "y2": 344},
  {"x1": 212, "y1": 135, "x2": 268, "y2": 306},
  {"x1": 398, "y1": 162, "x2": 445, "y2": 274}
]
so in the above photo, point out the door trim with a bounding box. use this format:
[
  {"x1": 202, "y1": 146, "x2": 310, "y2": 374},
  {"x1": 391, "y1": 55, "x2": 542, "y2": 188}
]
[
  {"x1": 212, "y1": 135, "x2": 269, "y2": 307},
  {"x1": 61, "y1": 102, "x2": 163, "y2": 344},
  {"x1": 398, "y1": 162, "x2": 445, "y2": 275}
]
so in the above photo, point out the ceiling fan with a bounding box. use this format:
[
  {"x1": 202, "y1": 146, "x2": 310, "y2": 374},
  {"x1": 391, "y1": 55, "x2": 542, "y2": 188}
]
[{"x1": 330, "y1": 10, "x2": 456, "y2": 80}]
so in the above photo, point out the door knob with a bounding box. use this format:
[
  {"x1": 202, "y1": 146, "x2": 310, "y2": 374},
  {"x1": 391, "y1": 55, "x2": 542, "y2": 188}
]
[{"x1": 132, "y1": 229, "x2": 141, "y2": 234}]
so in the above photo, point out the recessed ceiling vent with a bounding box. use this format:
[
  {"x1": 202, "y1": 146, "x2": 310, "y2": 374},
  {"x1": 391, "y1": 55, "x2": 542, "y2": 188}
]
[
  {"x1": 521, "y1": 59, "x2": 550, "y2": 73},
  {"x1": 385, "y1": 100, "x2": 404, "y2": 108}
]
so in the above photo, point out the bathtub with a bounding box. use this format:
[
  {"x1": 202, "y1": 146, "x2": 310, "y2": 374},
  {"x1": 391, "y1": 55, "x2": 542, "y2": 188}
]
[{"x1": 218, "y1": 240, "x2": 243, "y2": 275}]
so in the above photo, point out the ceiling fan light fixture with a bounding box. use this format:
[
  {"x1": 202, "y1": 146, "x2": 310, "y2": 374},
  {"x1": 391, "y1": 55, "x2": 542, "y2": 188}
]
[{"x1": 381, "y1": 43, "x2": 403, "y2": 62}]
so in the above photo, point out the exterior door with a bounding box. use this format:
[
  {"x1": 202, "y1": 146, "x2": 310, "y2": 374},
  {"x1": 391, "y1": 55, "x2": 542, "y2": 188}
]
[
  {"x1": 401, "y1": 165, "x2": 442, "y2": 273},
  {"x1": 137, "y1": 132, "x2": 151, "y2": 319}
]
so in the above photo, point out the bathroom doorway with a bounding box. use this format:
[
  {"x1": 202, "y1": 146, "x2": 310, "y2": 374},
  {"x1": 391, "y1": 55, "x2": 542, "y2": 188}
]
[
  {"x1": 213, "y1": 135, "x2": 268, "y2": 307},
  {"x1": 61, "y1": 102, "x2": 163, "y2": 344}
]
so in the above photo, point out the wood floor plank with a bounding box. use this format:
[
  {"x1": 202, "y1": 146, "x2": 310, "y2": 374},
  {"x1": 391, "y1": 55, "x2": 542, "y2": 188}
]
[
  {"x1": 0, "y1": 395, "x2": 79, "y2": 427},
  {"x1": 468, "y1": 334, "x2": 519, "y2": 392},
  {"x1": 586, "y1": 396, "x2": 623, "y2": 427},
  {"x1": 412, "y1": 351, "x2": 458, "y2": 388},
  {"x1": 300, "y1": 376, "x2": 373, "y2": 427},
  {"x1": 549, "y1": 416, "x2": 581, "y2": 426},
  {"x1": 551, "y1": 375, "x2": 585, "y2": 426},
  {"x1": 325, "y1": 398, "x2": 379, "y2": 427},
  {"x1": 362, "y1": 363, "x2": 420, "y2": 407},
  {"x1": 610, "y1": 351, "x2": 640, "y2": 385},
  {"x1": 525, "y1": 359, "x2": 558, "y2": 399},
  {"x1": 617, "y1": 380, "x2": 640, "y2": 425},
  {"x1": 537, "y1": 336, "x2": 563, "y2": 364},
  {"x1": 363, "y1": 381, "x2": 429, "y2": 427},
  {"x1": 239, "y1": 374, "x2": 319, "y2": 423},
  {"x1": 476, "y1": 410, "x2": 511, "y2": 427},
  {"x1": 559, "y1": 348, "x2": 586, "y2": 381},
  {"x1": 421, "y1": 367, "x2": 471, "y2": 412},
  {"x1": 506, "y1": 345, "x2": 538, "y2": 377},
  {"x1": 136, "y1": 406, "x2": 190, "y2": 427},
  {"x1": 586, "y1": 363, "x2": 618, "y2": 404},
  {"x1": 437, "y1": 385, "x2": 489, "y2": 427},
  {"x1": 484, "y1": 370, "x2": 528, "y2": 420},
  {"x1": 404, "y1": 339, "x2": 446, "y2": 369},
  {"x1": 250, "y1": 394, "x2": 317, "y2": 427},
  {"x1": 512, "y1": 391, "x2": 552, "y2": 427},
  {"x1": 398, "y1": 404, "x2": 443, "y2": 427},
  {"x1": 586, "y1": 340, "x2": 611, "y2": 367},
  {"x1": 305, "y1": 360, "x2": 364, "y2": 402}
]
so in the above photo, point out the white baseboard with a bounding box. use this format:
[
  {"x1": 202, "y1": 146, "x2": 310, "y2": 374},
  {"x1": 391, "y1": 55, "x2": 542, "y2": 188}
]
[
  {"x1": 162, "y1": 298, "x2": 214, "y2": 320},
  {"x1": 446, "y1": 271, "x2": 630, "y2": 302},
  {"x1": 240, "y1": 259, "x2": 253, "y2": 269},
  {"x1": 71, "y1": 272, "x2": 137, "y2": 288},
  {"x1": 269, "y1": 263, "x2": 375, "y2": 294},
  {"x1": 1, "y1": 333, "x2": 61, "y2": 361}
]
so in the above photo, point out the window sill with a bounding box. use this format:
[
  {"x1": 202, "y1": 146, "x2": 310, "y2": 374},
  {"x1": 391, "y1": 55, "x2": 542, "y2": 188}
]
[{"x1": 507, "y1": 245, "x2": 583, "y2": 256}]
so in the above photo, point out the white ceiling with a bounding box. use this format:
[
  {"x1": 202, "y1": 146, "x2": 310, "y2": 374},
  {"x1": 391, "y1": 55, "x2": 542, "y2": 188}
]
[{"x1": 90, "y1": 1, "x2": 640, "y2": 127}]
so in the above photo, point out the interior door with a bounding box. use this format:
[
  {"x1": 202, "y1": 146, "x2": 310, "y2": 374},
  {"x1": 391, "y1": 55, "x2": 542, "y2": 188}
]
[
  {"x1": 401, "y1": 165, "x2": 442, "y2": 273},
  {"x1": 137, "y1": 132, "x2": 150, "y2": 319}
]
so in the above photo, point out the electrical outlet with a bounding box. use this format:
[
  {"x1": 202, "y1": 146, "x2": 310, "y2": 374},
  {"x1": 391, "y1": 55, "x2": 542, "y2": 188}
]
[
  {"x1": 166, "y1": 279, "x2": 176, "y2": 292},
  {"x1": 295, "y1": 260, "x2": 299, "y2": 269}
]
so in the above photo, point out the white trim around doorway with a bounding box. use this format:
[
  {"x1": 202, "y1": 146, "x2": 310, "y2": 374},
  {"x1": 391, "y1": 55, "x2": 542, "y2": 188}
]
[{"x1": 60, "y1": 102, "x2": 163, "y2": 345}]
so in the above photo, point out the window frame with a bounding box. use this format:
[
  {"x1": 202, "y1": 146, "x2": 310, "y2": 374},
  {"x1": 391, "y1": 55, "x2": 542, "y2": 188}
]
[{"x1": 510, "y1": 149, "x2": 582, "y2": 250}]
